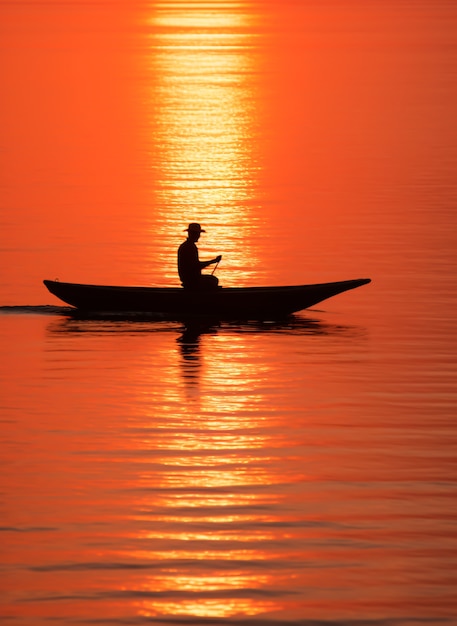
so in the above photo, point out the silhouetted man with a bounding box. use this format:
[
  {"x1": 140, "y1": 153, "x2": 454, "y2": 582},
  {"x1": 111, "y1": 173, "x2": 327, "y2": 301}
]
[{"x1": 178, "y1": 223, "x2": 222, "y2": 290}]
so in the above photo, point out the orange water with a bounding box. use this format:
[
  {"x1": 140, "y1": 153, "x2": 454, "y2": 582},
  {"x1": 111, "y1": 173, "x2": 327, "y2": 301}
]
[{"x1": 1, "y1": 2, "x2": 456, "y2": 624}]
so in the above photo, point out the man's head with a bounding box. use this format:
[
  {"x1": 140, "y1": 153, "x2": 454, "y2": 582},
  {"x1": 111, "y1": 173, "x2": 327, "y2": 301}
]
[{"x1": 184, "y1": 223, "x2": 205, "y2": 241}]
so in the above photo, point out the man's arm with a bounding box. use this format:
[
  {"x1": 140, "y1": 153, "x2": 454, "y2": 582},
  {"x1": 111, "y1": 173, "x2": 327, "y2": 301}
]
[{"x1": 199, "y1": 254, "x2": 222, "y2": 269}]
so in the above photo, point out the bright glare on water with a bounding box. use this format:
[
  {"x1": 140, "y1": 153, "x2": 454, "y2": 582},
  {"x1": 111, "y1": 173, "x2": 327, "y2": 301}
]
[{"x1": 0, "y1": 1, "x2": 456, "y2": 624}]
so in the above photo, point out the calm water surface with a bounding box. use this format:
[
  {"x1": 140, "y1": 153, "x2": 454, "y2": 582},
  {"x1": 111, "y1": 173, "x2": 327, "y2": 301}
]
[{"x1": 1, "y1": 1, "x2": 456, "y2": 624}]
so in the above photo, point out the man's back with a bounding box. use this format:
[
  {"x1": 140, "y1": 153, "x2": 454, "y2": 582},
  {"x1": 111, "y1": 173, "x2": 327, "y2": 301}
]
[{"x1": 178, "y1": 239, "x2": 200, "y2": 287}]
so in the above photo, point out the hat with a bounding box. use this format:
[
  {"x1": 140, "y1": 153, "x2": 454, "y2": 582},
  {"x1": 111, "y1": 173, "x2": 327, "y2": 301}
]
[{"x1": 184, "y1": 223, "x2": 206, "y2": 233}]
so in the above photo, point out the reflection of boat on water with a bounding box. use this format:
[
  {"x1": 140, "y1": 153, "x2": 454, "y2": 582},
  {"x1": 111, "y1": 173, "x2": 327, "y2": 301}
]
[
  {"x1": 45, "y1": 314, "x2": 367, "y2": 341},
  {"x1": 43, "y1": 278, "x2": 371, "y2": 320}
]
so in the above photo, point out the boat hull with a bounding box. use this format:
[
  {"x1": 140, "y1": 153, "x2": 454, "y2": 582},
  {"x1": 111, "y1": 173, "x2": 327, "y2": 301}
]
[{"x1": 43, "y1": 278, "x2": 371, "y2": 319}]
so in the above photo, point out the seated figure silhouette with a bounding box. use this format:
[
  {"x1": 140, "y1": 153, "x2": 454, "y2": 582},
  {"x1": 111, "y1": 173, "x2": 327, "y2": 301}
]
[{"x1": 177, "y1": 223, "x2": 222, "y2": 290}]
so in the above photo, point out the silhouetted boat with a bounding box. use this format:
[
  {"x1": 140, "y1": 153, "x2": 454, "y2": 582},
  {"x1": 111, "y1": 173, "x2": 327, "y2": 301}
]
[{"x1": 43, "y1": 278, "x2": 371, "y2": 319}]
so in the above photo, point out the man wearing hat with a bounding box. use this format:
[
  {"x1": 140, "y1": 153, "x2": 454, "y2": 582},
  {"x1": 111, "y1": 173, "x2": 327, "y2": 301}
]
[{"x1": 178, "y1": 223, "x2": 222, "y2": 289}]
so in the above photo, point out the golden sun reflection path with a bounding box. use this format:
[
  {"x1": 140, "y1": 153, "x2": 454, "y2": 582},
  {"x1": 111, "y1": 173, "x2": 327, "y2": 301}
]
[
  {"x1": 120, "y1": 331, "x2": 300, "y2": 619},
  {"x1": 141, "y1": 3, "x2": 267, "y2": 285}
]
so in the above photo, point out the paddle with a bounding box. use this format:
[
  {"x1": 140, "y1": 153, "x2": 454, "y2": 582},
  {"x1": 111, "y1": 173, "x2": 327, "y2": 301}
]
[{"x1": 211, "y1": 256, "x2": 221, "y2": 275}]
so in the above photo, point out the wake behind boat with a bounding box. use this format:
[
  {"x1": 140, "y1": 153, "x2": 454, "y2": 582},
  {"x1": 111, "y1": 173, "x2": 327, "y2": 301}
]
[{"x1": 43, "y1": 278, "x2": 371, "y2": 320}]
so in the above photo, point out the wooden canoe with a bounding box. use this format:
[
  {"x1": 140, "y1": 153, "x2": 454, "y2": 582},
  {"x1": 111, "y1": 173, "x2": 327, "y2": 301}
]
[{"x1": 43, "y1": 278, "x2": 371, "y2": 319}]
